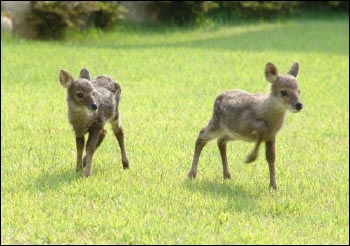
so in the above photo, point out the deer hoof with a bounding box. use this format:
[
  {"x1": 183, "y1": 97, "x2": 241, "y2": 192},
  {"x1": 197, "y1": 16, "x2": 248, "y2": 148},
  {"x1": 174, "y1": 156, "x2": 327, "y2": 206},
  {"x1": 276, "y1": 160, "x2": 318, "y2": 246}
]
[
  {"x1": 224, "y1": 173, "x2": 231, "y2": 179},
  {"x1": 269, "y1": 183, "x2": 278, "y2": 191},
  {"x1": 188, "y1": 171, "x2": 197, "y2": 179},
  {"x1": 245, "y1": 153, "x2": 257, "y2": 163},
  {"x1": 83, "y1": 168, "x2": 92, "y2": 177},
  {"x1": 76, "y1": 166, "x2": 83, "y2": 172},
  {"x1": 122, "y1": 160, "x2": 129, "y2": 169}
]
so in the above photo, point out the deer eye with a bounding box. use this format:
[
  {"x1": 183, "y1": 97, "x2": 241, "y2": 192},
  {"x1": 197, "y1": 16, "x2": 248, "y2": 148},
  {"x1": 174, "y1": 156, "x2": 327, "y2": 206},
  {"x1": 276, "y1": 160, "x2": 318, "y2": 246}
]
[
  {"x1": 280, "y1": 90, "x2": 287, "y2": 96},
  {"x1": 77, "y1": 92, "x2": 84, "y2": 98},
  {"x1": 93, "y1": 92, "x2": 97, "y2": 96}
]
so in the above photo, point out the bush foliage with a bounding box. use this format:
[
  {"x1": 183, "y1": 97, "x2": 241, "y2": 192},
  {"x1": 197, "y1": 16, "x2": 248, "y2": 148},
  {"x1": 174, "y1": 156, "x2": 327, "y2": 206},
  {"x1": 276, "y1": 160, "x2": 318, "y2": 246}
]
[
  {"x1": 212, "y1": 1, "x2": 298, "y2": 19},
  {"x1": 26, "y1": 1, "x2": 349, "y2": 39},
  {"x1": 147, "y1": 1, "x2": 219, "y2": 26},
  {"x1": 148, "y1": 1, "x2": 349, "y2": 25},
  {"x1": 211, "y1": 1, "x2": 349, "y2": 20},
  {"x1": 27, "y1": 1, "x2": 125, "y2": 39}
]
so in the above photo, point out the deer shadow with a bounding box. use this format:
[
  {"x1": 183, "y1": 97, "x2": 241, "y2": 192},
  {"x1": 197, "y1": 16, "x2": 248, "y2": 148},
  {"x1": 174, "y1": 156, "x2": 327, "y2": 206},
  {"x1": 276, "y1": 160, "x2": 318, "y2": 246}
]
[
  {"x1": 184, "y1": 178, "x2": 264, "y2": 213},
  {"x1": 31, "y1": 167, "x2": 81, "y2": 192}
]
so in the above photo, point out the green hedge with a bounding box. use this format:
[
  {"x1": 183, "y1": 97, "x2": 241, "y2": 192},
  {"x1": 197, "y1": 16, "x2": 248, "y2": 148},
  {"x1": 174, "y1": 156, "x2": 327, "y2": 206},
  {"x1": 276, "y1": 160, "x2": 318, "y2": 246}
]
[
  {"x1": 146, "y1": 1, "x2": 219, "y2": 26},
  {"x1": 148, "y1": 1, "x2": 349, "y2": 25},
  {"x1": 27, "y1": 1, "x2": 126, "y2": 40},
  {"x1": 210, "y1": 1, "x2": 349, "y2": 20},
  {"x1": 26, "y1": 1, "x2": 349, "y2": 39}
]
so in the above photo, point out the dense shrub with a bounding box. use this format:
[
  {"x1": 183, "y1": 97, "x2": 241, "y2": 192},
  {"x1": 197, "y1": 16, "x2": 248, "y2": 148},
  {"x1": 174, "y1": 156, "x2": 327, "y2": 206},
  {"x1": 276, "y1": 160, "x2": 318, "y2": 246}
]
[
  {"x1": 211, "y1": 1, "x2": 298, "y2": 19},
  {"x1": 293, "y1": 1, "x2": 349, "y2": 13},
  {"x1": 147, "y1": 1, "x2": 349, "y2": 25},
  {"x1": 210, "y1": 1, "x2": 349, "y2": 20},
  {"x1": 27, "y1": 1, "x2": 125, "y2": 39},
  {"x1": 146, "y1": 1, "x2": 219, "y2": 26},
  {"x1": 26, "y1": 1, "x2": 349, "y2": 39},
  {"x1": 89, "y1": 2, "x2": 125, "y2": 29}
]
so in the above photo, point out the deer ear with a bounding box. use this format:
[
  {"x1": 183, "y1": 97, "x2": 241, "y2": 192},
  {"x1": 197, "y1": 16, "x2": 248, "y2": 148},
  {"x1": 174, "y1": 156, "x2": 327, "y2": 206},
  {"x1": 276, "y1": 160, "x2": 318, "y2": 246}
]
[
  {"x1": 265, "y1": 62, "x2": 278, "y2": 83},
  {"x1": 59, "y1": 70, "x2": 74, "y2": 88},
  {"x1": 287, "y1": 62, "x2": 299, "y2": 77},
  {"x1": 79, "y1": 68, "x2": 90, "y2": 80}
]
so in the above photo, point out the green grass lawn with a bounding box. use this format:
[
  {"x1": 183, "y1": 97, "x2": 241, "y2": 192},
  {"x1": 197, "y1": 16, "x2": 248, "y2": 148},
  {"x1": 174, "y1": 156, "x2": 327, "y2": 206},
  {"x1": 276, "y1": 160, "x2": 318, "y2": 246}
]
[{"x1": 1, "y1": 17, "x2": 349, "y2": 244}]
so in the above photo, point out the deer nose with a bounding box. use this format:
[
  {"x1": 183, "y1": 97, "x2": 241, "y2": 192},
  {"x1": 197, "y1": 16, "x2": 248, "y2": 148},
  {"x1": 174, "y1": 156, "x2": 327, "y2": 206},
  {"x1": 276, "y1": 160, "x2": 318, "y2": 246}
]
[
  {"x1": 90, "y1": 104, "x2": 97, "y2": 110},
  {"x1": 295, "y1": 103, "x2": 303, "y2": 111}
]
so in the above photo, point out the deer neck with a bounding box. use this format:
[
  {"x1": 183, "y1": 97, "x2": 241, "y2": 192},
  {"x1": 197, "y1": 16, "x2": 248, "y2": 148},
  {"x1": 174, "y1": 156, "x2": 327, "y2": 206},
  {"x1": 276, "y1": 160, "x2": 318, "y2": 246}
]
[
  {"x1": 258, "y1": 94, "x2": 286, "y2": 135},
  {"x1": 67, "y1": 101, "x2": 97, "y2": 136}
]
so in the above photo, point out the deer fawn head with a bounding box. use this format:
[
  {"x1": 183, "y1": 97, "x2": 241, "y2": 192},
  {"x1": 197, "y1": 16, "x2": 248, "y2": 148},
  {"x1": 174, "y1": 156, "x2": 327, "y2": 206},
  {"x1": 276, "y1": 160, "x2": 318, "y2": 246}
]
[
  {"x1": 59, "y1": 68, "x2": 98, "y2": 111},
  {"x1": 265, "y1": 62, "x2": 303, "y2": 113}
]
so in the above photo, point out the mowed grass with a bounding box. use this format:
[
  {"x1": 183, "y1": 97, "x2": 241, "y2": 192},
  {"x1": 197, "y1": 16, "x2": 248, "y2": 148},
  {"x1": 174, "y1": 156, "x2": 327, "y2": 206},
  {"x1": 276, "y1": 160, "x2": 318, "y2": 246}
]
[{"x1": 1, "y1": 18, "x2": 349, "y2": 244}]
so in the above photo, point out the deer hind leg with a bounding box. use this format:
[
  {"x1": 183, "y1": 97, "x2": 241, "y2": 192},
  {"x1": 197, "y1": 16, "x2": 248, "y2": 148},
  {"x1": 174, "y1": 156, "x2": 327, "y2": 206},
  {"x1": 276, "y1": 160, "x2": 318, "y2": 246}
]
[
  {"x1": 111, "y1": 120, "x2": 129, "y2": 169},
  {"x1": 83, "y1": 129, "x2": 106, "y2": 168},
  {"x1": 217, "y1": 135, "x2": 232, "y2": 179},
  {"x1": 188, "y1": 119, "x2": 221, "y2": 179}
]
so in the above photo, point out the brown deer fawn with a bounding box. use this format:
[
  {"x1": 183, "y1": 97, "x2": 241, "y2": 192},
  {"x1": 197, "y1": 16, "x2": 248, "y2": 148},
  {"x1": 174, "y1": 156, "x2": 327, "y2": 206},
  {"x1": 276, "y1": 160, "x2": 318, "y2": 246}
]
[
  {"x1": 188, "y1": 62, "x2": 302, "y2": 190},
  {"x1": 59, "y1": 68, "x2": 129, "y2": 177}
]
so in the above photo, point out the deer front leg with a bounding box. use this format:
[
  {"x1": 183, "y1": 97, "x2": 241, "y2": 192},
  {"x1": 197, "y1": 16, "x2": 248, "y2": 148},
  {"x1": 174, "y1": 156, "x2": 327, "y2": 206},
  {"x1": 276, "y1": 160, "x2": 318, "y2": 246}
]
[
  {"x1": 76, "y1": 136, "x2": 85, "y2": 172},
  {"x1": 245, "y1": 120, "x2": 266, "y2": 163},
  {"x1": 266, "y1": 138, "x2": 277, "y2": 190},
  {"x1": 83, "y1": 128, "x2": 101, "y2": 177},
  {"x1": 83, "y1": 129, "x2": 106, "y2": 168},
  {"x1": 96, "y1": 129, "x2": 106, "y2": 148},
  {"x1": 217, "y1": 136, "x2": 231, "y2": 179},
  {"x1": 245, "y1": 139, "x2": 262, "y2": 163}
]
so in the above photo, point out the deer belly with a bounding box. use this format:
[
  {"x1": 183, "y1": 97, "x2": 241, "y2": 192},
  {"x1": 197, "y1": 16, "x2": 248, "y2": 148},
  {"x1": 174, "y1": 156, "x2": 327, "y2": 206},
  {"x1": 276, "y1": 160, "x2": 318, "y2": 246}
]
[{"x1": 223, "y1": 127, "x2": 256, "y2": 142}]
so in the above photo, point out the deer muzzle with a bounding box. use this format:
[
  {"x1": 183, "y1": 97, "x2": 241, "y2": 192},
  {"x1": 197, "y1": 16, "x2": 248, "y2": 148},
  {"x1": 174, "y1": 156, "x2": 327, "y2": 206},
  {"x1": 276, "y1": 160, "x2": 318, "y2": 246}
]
[{"x1": 90, "y1": 103, "x2": 97, "y2": 111}]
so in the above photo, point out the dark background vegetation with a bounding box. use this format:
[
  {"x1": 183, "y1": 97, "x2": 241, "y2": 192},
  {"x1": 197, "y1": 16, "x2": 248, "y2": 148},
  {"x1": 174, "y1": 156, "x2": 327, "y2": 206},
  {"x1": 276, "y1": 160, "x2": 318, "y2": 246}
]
[{"x1": 24, "y1": 1, "x2": 350, "y2": 39}]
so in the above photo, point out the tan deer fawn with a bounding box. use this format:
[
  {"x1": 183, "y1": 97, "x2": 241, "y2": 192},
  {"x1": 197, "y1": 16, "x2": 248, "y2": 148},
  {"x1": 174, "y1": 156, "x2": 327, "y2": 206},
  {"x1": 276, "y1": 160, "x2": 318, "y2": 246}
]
[
  {"x1": 59, "y1": 68, "x2": 129, "y2": 177},
  {"x1": 188, "y1": 62, "x2": 302, "y2": 190}
]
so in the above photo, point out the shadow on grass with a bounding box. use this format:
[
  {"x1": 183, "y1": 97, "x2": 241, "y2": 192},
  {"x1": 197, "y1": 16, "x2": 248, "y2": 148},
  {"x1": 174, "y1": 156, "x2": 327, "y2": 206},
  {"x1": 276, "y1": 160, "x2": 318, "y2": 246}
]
[
  {"x1": 32, "y1": 168, "x2": 81, "y2": 192},
  {"x1": 59, "y1": 19, "x2": 348, "y2": 55},
  {"x1": 184, "y1": 178, "x2": 262, "y2": 213}
]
